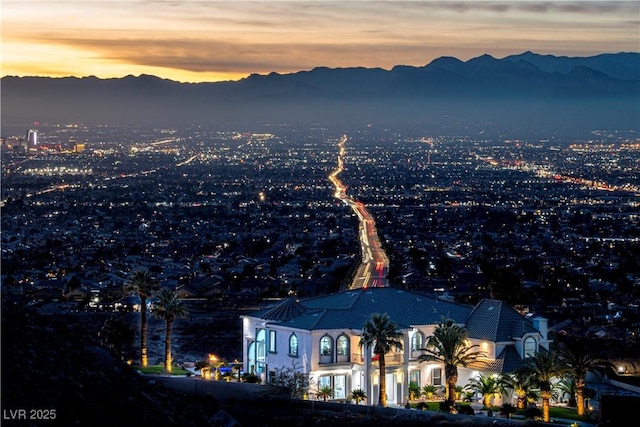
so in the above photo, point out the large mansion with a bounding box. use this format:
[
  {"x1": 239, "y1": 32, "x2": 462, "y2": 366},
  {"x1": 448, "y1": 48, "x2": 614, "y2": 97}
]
[{"x1": 241, "y1": 287, "x2": 550, "y2": 406}]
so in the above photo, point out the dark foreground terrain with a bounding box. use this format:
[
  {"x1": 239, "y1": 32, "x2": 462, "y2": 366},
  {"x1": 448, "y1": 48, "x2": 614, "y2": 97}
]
[{"x1": 2, "y1": 300, "x2": 547, "y2": 427}]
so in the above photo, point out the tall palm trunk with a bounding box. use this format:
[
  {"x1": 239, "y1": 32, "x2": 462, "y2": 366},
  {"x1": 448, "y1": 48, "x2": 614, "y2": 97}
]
[
  {"x1": 576, "y1": 382, "x2": 585, "y2": 415},
  {"x1": 483, "y1": 394, "x2": 491, "y2": 408},
  {"x1": 516, "y1": 392, "x2": 527, "y2": 409},
  {"x1": 164, "y1": 317, "x2": 174, "y2": 373},
  {"x1": 541, "y1": 390, "x2": 552, "y2": 422},
  {"x1": 447, "y1": 377, "x2": 457, "y2": 402},
  {"x1": 140, "y1": 295, "x2": 148, "y2": 367},
  {"x1": 446, "y1": 364, "x2": 458, "y2": 403},
  {"x1": 378, "y1": 353, "x2": 387, "y2": 407}
]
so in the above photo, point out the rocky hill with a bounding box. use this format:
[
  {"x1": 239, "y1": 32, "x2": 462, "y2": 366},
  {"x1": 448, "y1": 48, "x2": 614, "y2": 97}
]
[{"x1": 1, "y1": 300, "x2": 218, "y2": 427}]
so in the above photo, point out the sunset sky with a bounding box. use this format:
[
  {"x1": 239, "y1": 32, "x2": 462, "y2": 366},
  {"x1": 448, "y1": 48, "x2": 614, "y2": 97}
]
[{"x1": 2, "y1": 1, "x2": 638, "y2": 83}]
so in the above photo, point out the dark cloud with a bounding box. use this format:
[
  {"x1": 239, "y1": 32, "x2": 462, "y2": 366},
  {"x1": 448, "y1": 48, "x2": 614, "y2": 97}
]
[
  {"x1": 37, "y1": 35, "x2": 438, "y2": 74},
  {"x1": 421, "y1": 1, "x2": 627, "y2": 14}
]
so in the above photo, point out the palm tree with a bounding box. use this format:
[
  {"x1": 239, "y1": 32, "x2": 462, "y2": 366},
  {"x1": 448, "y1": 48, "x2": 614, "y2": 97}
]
[
  {"x1": 153, "y1": 288, "x2": 188, "y2": 373},
  {"x1": 465, "y1": 374, "x2": 500, "y2": 408},
  {"x1": 422, "y1": 384, "x2": 437, "y2": 400},
  {"x1": 317, "y1": 385, "x2": 334, "y2": 401},
  {"x1": 350, "y1": 388, "x2": 367, "y2": 405},
  {"x1": 497, "y1": 371, "x2": 539, "y2": 409},
  {"x1": 556, "y1": 336, "x2": 614, "y2": 416},
  {"x1": 232, "y1": 360, "x2": 243, "y2": 382},
  {"x1": 359, "y1": 313, "x2": 404, "y2": 407},
  {"x1": 408, "y1": 382, "x2": 421, "y2": 400},
  {"x1": 211, "y1": 359, "x2": 226, "y2": 381},
  {"x1": 516, "y1": 350, "x2": 566, "y2": 423},
  {"x1": 418, "y1": 319, "x2": 484, "y2": 407},
  {"x1": 195, "y1": 360, "x2": 212, "y2": 379},
  {"x1": 557, "y1": 377, "x2": 577, "y2": 407},
  {"x1": 454, "y1": 385, "x2": 464, "y2": 401},
  {"x1": 124, "y1": 270, "x2": 159, "y2": 367}
]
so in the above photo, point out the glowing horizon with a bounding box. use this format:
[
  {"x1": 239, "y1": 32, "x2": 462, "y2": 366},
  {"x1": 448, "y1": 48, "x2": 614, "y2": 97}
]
[{"x1": 2, "y1": 1, "x2": 638, "y2": 83}]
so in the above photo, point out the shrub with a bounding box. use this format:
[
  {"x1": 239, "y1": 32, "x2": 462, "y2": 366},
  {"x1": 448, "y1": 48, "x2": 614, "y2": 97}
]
[
  {"x1": 409, "y1": 382, "x2": 421, "y2": 400},
  {"x1": 462, "y1": 391, "x2": 475, "y2": 402},
  {"x1": 422, "y1": 384, "x2": 438, "y2": 399},
  {"x1": 194, "y1": 360, "x2": 210, "y2": 371},
  {"x1": 525, "y1": 406, "x2": 542, "y2": 420},
  {"x1": 270, "y1": 363, "x2": 312, "y2": 399},
  {"x1": 243, "y1": 373, "x2": 261, "y2": 383},
  {"x1": 499, "y1": 402, "x2": 517, "y2": 419},
  {"x1": 416, "y1": 401, "x2": 428, "y2": 411},
  {"x1": 439, "y1": 400, "x2": 456, "y2": 413},
  {"x1": 457, "y1": 404, "x2": 475, "y2": 415}
]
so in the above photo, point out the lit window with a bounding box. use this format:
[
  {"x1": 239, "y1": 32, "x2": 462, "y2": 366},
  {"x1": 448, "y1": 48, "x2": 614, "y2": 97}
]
[
  {"x1": 320, "y1": 335, "x2": 333, "y2": 356},
  {"x1": 289, "y1": 334, "x2": 298, "y2": 357},
  {"x1": 337, "y1": 335, "x2": 349, "y2": 356},
  {"x1": 410, "y1": 370, "x2": 421, "y2": 387},
  {"x1": 256, "y1": 329, "x2": 266, "y2": 361},
  {"x1": 524, "y1": 337, "x2": 537, "y2": 358},
  {"x1": 269, "y1": 330, "x2": 277, "y2": 353},
  {"x1": 412, "y1": 331, "x2": 424, "y2": 351},
  {"x1": 334, "y1": 375, "x2": 346, "y2": 399},
  {"x1": 319, "y1": 375, "x2": 331, "y2": 389},
  {"x1": 432, "y1": 368, "x2": 442, "y2": 386}
]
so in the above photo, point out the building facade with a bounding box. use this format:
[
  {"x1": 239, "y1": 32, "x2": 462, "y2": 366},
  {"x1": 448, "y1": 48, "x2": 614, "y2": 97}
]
[{"x1": 241, "y1": 287, "x2": 549, "y2": 406}]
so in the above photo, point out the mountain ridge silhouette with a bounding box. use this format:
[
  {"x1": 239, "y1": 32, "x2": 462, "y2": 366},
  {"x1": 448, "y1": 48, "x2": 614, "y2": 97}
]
[{"x1": 2, "y1": 51, "x2": 638, "y2": 136}]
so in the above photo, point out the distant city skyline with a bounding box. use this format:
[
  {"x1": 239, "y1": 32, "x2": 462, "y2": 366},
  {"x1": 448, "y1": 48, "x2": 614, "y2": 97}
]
[{"x1": 2, "y1": 1, "x2": 639, "y2": 83}]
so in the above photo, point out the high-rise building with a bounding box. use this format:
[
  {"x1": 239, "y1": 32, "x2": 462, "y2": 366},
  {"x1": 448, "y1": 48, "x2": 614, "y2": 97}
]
[{"x1": 25, "y1": 129, "x2": 38, "y2": 147}]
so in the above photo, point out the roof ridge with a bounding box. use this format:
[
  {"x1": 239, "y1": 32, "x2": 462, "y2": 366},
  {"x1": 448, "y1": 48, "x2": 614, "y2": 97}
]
[{"x1": 261, "y1": 297, "x2": 314, "y2": 322}]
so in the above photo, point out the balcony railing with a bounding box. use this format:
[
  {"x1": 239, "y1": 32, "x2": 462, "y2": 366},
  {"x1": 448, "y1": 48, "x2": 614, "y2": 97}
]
[
  {"x1": 410, "y1": 349, "x2": 427, "y2": 360},
  {"x1": 351, "y1": 353, "x2": 404, "y2": 366}
]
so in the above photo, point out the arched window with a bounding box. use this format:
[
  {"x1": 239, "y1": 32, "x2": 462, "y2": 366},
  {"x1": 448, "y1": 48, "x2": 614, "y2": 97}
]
[
  {"x1": 256, "y1": 329, "x2": 266, "y2": 359},
  {"x1": 289, "y1": 333, "x2": 298, "y2": 357},
  {"x1": 524, "y1": 336, "x2": 537, "y2": 358},
  {"x1": 247, "y1": 342, "x2": 256, "y2": 375},
  {"x1": 320, "y1": 335, "x2": 333, "y2": 356},
  {"x1": 336, "y1": 335, "x2": 349, "y2": 356},
  {"x1": 411, "y1": 331, "x2": 424, "y2": 351},
  {"x1": 268, "y1": 330, "x2": 277, "y2": 353},
  {"x1": 255, "y1": 329, "x2": 266, "y2": 373}
]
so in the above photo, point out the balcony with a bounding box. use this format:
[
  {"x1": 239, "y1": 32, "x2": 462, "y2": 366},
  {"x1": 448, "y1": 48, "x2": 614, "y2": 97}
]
[
  {"x1": 318, "y1": 352, "x2": 353, "y2": 365},
  {"x1": 410, "y1": 349, "x2": 427, "y2": 360},
  {"x1": 352, "y1": 353, "x2": 404, "y2": 366}
]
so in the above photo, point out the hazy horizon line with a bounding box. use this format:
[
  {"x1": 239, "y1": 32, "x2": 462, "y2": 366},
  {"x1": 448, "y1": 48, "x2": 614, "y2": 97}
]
[{"x1": 3, "y1": 49, "x2": 637, "y2": 84}]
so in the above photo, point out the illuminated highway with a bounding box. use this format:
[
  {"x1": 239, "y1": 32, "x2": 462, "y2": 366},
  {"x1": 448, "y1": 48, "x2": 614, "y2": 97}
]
[{"x1": 329, "y1": 135, "x2": 389, "y2": 288}]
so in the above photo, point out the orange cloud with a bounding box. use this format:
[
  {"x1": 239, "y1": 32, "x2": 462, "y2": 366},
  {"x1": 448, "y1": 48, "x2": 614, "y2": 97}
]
[{"x1": 2, "y1": 1, "x2": 638, "y2": 82}]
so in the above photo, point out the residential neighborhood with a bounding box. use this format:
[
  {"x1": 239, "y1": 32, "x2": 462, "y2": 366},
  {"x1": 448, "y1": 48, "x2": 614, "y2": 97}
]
[{"x1": 2, "y1": 123, "x2": 639, "y2": 425}]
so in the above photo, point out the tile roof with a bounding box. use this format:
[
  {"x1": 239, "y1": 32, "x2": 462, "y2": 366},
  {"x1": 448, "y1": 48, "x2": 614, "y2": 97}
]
[
  {"x1": 249, "y1": 287, "x2": 473, "y2": 331},
  {"x1": 260, "y1": 297, "x2": 319, "y2": 322},
  {"x1": 465, "y1": 299, "x2": 538, "y2": 342},
  {"x1": 469, "y1": 346, "x2": 526, "y2": 374}
]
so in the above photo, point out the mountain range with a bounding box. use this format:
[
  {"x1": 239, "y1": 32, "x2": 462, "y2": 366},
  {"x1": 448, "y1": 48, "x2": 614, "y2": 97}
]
[{"x1": 2, "y1": 51, "x2": 639, "y2": 136}]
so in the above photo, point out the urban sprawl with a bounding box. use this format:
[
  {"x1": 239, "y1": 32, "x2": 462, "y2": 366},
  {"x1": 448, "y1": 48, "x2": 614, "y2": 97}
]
[{"x1": 2, "y1": 123, "x2": 639, "y2": 365}]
